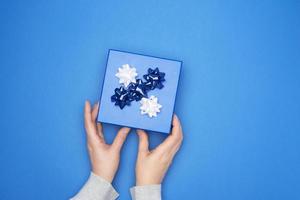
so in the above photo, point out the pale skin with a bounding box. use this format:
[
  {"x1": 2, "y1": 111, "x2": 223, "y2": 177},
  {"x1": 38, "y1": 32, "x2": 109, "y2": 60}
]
[{"x1": 84, "y1": 100, "x2": 183, "y2": 185}]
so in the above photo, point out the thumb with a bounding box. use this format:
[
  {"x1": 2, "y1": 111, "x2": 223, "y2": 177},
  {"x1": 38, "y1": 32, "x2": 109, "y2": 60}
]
[
  {"x1": 112, "y1": 127, "x2": 130, "y2": 152},
  {"x1": 136, "y1": 129, "x2": 149, "y2": 153}
]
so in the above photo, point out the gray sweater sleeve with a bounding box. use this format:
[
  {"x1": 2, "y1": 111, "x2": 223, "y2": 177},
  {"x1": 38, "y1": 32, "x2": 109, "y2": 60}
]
[
  {"x1": 70, "y1": 172, "x2": 119, "y2": 200},
  {"x1": 130, "y1": 185, "x2": 162, "y2": 200},
  {"x1": 70, "y1": 172, "x2": 161, "y2": 200}
]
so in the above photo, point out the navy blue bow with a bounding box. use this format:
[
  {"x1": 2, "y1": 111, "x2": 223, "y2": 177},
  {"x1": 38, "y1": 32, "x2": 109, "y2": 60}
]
[
  {"x1": 143, "y1": 67, "x2": 165, "y2": 90},
  {"x1": 111, "y1": 67, "x2": 165, "y2": 109},
  {"x1": 111, "y1": 87, "x2": 131, "y2": 109},
  {"x1": 127, "y1": 79, "x2": 148, "y2": 101}
]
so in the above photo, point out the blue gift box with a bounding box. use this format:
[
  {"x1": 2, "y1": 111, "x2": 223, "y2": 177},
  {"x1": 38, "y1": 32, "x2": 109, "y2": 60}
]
[{"x1": 97, "y1": 49, "x2": 182, "y2": 134}]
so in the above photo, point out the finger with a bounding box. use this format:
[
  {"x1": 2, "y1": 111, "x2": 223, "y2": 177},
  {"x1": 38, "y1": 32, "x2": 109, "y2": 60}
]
[
  {"x1": 112, "y1": 127, "x2": 131, "y2": 151},
  {"x1": 169, "y1": 138, "x2": 183, "y2": 157},
  {"x1": 156, "y1": 114, "x2": 183, "y2": 153},
  {"x1": 92, "y1": 102, "x2": 105, "y2": 141},
  {"x1": 97, "y1": 122, "x2": 105, "y2": 140},
  {"x1": 84, "y1": 101, "x2": 101, "y2": 144},
  {"x1": 137, "y1": 129, "x2": 149, "y2": 153},
  {"x1": 84, "y1": 100, "x2": 94, "y2": 134},
  {"x1": 91, "y1": 102, "x2": 99, "y2": 121}
]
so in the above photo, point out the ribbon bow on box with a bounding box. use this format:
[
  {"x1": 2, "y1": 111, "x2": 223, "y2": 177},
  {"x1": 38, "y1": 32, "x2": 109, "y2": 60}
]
[
  {"x1": 111, "y1": 65, "x2": 165, "y2": 118},
  {"x1": 143, "y1": 67, "x2": 166, "y2": 90}
]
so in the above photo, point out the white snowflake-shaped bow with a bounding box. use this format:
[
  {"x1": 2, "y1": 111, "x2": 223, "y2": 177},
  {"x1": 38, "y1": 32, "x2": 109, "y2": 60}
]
[
  {"x1": 115, "y1": 64, "x2": 138, "y2": 87},
  {"x1": 140, "y1": 96, "x2": 162, "y2": 117}
]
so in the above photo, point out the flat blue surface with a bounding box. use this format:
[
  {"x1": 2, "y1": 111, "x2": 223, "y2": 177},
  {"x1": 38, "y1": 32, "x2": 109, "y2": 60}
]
[
  {"x1": 98, "y1": 50, "x2": 181, "y2": 134},
  {"x1": 0, "y1": 0, "x2": 299, "y2": 199}
]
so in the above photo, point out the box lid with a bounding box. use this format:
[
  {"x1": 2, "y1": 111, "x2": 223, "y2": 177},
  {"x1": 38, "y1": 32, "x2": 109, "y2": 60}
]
[{"x1": 97, "y1": 49, "x2": 182, "y2": 134}]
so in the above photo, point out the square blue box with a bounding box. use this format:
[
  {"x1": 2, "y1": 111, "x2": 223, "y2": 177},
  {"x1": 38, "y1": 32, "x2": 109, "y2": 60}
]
[{"x1": 97, "y1": 49, "x2": 182, "y2": 134}]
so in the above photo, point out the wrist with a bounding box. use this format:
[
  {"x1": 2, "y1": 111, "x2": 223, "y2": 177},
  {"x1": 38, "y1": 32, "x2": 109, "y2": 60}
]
[
  {"x1": 136, "y1": 179, "x2": 161, "y2": 186},
  {"x1": 92, "y1": 170, "x2": 114, "y2": 183}
]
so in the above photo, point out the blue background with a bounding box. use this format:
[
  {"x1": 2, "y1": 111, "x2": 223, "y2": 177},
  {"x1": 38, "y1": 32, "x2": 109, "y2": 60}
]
[
  {"x1": 98, "y1": 50, "x2": 181, "y2": 134},
  {"x1": 0, "y1": 0, "x2": 299, "y2": 199}
]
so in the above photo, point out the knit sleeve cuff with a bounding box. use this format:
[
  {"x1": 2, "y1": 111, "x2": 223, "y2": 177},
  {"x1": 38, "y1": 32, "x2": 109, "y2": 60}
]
[
  {"x1": 130, "y1": 185, "x2": 161, "y2": 200},
  {"x1": 71, "y1": 172, "x2": 119, "y2": 200}
]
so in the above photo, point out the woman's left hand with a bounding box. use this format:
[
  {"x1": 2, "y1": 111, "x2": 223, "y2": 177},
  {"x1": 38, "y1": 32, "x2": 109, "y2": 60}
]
[{"x1": 84, "y1": 100, "x2": 131, "y2": 183}]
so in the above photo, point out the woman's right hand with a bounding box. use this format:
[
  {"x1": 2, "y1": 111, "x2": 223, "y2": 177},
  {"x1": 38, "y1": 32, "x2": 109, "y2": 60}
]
[{"x1": 135, "y1": 115, "x2": 183, "y2": 186}]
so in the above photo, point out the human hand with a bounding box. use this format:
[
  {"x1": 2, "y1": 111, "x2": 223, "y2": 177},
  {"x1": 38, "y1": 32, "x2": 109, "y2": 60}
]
[
  {"x1": 135, "y1": 115, "x2": 183, "y2": 186},
  {"x1": 84, "y1": 101, "x2": 130, "y2": 183}
]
